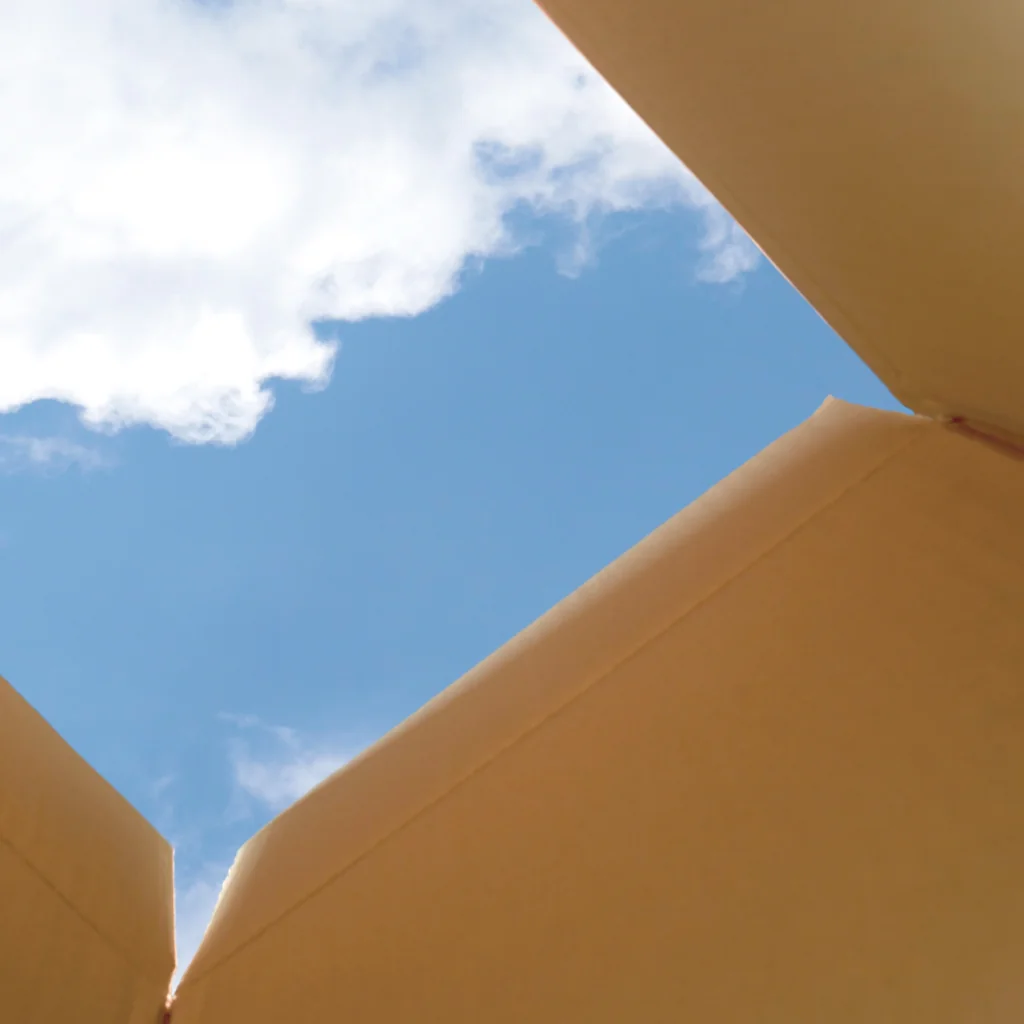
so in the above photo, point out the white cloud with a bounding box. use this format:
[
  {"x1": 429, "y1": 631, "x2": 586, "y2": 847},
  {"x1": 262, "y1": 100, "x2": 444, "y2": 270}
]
[
  {"x1": 0, "y1": 0, "x2": 756, "y2": 446},
  {"x1": 0, "y1": 434, "x2": 108, "y2": 473},
  {"x1": 223, "y1": 712, "x2": 355, "y2": 812},
  {"x1": 696, "y1": 206, "x2": 763, "y2": 285},
  {"x1": 233, "y1": 747, "x2": 351, "y2": 811}
]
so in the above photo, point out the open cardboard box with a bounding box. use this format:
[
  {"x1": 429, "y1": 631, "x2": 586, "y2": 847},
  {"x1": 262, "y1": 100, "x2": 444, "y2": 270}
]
[{"x1": 5, "y1": 1, "x2": 1024, "y2": 1020}]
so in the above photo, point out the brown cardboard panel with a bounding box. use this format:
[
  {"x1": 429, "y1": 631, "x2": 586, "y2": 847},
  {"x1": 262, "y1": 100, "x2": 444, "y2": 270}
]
[
  {"x1": 0, "y1": 677, "x2": 175, "y2": 1023},
  {"x1": 535, "y1": 0, "x2": 1024, "y2": 440},
  {"x1": 172, "y1": 400, "x2": 1024, "y2": 1022}
]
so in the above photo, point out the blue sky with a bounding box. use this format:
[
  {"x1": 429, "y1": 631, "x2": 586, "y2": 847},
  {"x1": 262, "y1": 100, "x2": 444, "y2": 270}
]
[
  {"x1": 0, "y1": 0, "x2": 900, "y2": 979},
  {"x1": 1, "y1": 205, "x2": 897, "y2": 968}
]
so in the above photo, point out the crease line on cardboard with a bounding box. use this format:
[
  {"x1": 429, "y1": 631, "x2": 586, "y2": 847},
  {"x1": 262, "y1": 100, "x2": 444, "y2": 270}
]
[{"x1": 0, "y1": 832, "x2": 171, "y2": 991}]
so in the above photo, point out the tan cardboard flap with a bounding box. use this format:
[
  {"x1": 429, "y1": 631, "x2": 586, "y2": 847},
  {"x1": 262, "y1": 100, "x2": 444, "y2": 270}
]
[
  {"x1": 172, "y1": 399, "x2": 1024, "y2": 1022},
  {"x1": 0, "y1": 678, "x2": 175, "y2": 1023},
  {"x1": 536, "y1": 0, "x2": 1024, "y2": 440}
]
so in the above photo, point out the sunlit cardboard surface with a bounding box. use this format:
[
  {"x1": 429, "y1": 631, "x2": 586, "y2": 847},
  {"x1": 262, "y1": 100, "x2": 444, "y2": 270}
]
[{"x1": 171, "y1": 400, "x2": 1024, "y2": 1021}]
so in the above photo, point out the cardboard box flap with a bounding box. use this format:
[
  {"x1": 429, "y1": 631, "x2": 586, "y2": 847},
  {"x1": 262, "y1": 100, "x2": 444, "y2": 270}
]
[
  {"x1": 172, "y1": 400, "x2": 1024, "y2": 1022},
  {"x1": 0, "y1": 677, "x2": 175, "y2": 1024},
  {"x1": 536, "y1": 0, "x2": 1024, "y2": 441}
]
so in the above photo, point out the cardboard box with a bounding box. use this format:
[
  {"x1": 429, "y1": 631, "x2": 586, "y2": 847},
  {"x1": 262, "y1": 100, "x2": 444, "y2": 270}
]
[{"x1": 5, "y1": 1, "x2": 1024, "y2": 1020}]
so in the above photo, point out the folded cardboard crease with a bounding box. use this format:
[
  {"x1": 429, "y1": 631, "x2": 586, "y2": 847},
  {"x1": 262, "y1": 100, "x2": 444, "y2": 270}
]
[{"x1": 5, "y1": 0, "x2": 1024, "y2": 1020}]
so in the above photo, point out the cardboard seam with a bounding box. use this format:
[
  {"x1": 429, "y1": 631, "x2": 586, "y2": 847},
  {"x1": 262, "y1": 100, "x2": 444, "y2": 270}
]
[
  {"x1": 0, "y1": 832, "x2": 171, "y2": 991},
  {"x1": 947, "y1": 418, "x2": 1024, "y2": 460}
]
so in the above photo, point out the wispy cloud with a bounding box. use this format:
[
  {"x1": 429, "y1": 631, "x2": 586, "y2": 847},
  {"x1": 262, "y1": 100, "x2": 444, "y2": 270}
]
[
  {"x1": 0, "y1": 435, "x2": 109, "y2": 474},
  {"x1": 168, "y1": 714, "x2": 358, "y2": 983},
  {"x1": 220, "y1": 712, "x2": 356, "y2": 814},
  {"x1": 233, "y1": 747, "x2": 351, "y2": 813},
  {"x1": 695, "y1": 207, "x2": 762, "y2": 285},
  {"x1": 0, "y1": 0, "x2": 756, "y2": 447},
  {"x1": 150, "y1": 773, "x2": 176, "y2": 801}
]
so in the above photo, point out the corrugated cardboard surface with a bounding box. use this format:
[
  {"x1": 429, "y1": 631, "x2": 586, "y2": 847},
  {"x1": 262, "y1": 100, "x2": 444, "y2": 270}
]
[
  {"x1": 172, "y1": 400, "x2": 1024, "y2": 1022},
  {"x1": 537, "y1": 0, "x2": 1024, "y2": 441},
  {"x1": 0, "y1": 677, "x2": 175, "y2": 1023}
]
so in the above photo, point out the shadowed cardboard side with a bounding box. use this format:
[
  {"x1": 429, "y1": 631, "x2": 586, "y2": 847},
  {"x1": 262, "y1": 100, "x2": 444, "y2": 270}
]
[
  {"x1": 536, "y1": 0, "x2": 1024, "y2": 441},
  {"x1": 0, "y1": 676, "x2": 175, "y2": 1023}
]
